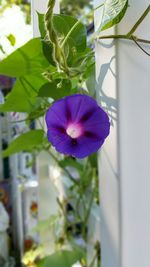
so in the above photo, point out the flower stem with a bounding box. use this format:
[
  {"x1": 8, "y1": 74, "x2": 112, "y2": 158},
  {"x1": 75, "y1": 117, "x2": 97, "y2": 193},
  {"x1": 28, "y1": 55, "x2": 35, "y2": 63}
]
[{"x1": 89, "y1": 251, "x2": 97, "y2": 267}]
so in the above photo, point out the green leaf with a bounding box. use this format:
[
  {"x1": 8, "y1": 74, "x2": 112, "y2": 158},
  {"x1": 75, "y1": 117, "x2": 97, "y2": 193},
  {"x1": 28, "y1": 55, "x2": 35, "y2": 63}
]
[
  {"x1": 59, "y1": 158, "x2": 83, "y2": 172},
  {"x1": 88, "y1": 153, "x2": 98, "y2": 169},
  {"x1": 0, "y1": 45, "x2": 5, "y2": 54},
  {"x1": 38, "y1": 13, "x2": 87, "y2": 64},
  {"x1": 7, "y1": 34, "x2": 16, "y2": 46},
  {"x1": 38, "y1": 13, "x2": 86, "y2": 52},
  {"x1": 38, "y1": 79, "x2": 71, "y2": 99},
  {"x1": 86, "y1": 68, "x2": 96, "y2": 97},
  {"x1": 53, "y1": 15, "x2": 86, "y2": 52},
  {"x1": 38, "y1": 12, "x2": 46, "y2": 38},
  {"x1": 2, "y1": 130, "x2": 44, "y2": 158},
  {"x1": 42, "y1": 40, "x2": 55, "y2": 65},
  {"x1": 99, "y1": 0, "x2": 128, "y2": 31},
  {"x1": 0, "y1": 79, "x2": 35, "y2": 112},
  {"x1": 0, "y1": 38, "x2": 49, "y2": 77},
  {"x1": 0, "y1": 74, "x2": 47, "y2": 112},
  {"x1": 27, "y1": 99, "x2": 47, "y2": 121},
  {"x1": 37, "y1": 250, "x2": 83, "y2": 267}
]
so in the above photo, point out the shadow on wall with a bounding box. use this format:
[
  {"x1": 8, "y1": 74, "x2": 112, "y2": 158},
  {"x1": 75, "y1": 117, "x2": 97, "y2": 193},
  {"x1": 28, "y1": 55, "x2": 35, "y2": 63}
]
[
  {"x1": 96, "y1": 41, "x2": 120, "y2": 267},
  {"x1": 96, "y1": 40, "x2": 117, "y2": 126},
  {"x1": 96, "y1": 40, "x2": 118, "y2": 180}
]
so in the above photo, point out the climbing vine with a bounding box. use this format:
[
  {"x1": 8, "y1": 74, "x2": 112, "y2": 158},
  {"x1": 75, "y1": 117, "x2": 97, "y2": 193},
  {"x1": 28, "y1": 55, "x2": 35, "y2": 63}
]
[{"x1": 0, "y1": 0, "x2": 150, "y2": 266}]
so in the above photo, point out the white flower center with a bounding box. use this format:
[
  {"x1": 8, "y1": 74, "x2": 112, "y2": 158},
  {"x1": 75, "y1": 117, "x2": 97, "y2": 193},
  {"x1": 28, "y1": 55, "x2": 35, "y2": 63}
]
[{"x1": 66, "y1": 123, "x2": 82, "y2": 138}]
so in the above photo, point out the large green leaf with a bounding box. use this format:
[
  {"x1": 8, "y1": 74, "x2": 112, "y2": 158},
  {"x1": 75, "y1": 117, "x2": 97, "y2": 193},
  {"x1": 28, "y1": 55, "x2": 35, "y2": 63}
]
[
  {"x1": 38, "y1": 13, "x2": 87, "y2": 64},
  {"x1": 99, "y1": 0, "x2": 128, "y2": 31},
  {"x1": 0, "y1": 74, "x2": 47, "y2": 112},
  {"x1": 37, "y1": 250, "x2": 83, "y2": 267},
  {"x1": 0, "y1": 38, "x2": 49, "y2": 77},
  {"x1": 38, "y1": 13, "x2": 47, "y2": 38},
  {"x1": 2, "y1": 130, "x2": 44, "y2": 158},
  {"x1": 53, "y1": 15, "x2": 86, "y2": 52},
  {"x1": 38, "y1": 13, "x2": 86, "y2": 52},
  {"x1": 38, "y1": 79, "x2": 71, "y2": 99},
  {"x1": 42, "y1": 40, "x2": 54, "y2": 65}
]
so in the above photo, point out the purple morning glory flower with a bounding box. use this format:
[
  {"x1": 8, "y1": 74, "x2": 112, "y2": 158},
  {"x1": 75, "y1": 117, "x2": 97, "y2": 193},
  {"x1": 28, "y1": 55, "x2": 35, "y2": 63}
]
[{"x1": 45, "y1": 94, "x2": 110, "y2": 158}]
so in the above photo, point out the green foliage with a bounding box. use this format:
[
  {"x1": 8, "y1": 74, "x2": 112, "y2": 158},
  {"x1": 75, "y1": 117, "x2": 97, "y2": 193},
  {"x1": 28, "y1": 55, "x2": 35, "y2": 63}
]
[
  {"x1": 38, "y1": 12, "x2": 47, "y2": 38},
  {"x1": 0, "y1": 79, "x2": 35, "y2": 113},
  {"x1": 38, "y1": 13, "x2": 87, "y2": 65},
  {"x1": 0, "y1": 38, "x2": 49, "y2": 77},
  {"x1": 59, "y1": 157, "x2": 83, "y2": 172},
  {"x1": 38, "y1": 13, "x2": 87, "y2": 52},
  {"x1": 0, "y1": 74, "x2": 47, "y2": 112},
  {"x1": 7, "y1": 34, "x2": 16, "y2": 46},
  {"x1": 27, "y1": 98, "x2": 49, "y2": 121},
  {"x1": 53, "y1": 14, "x2": 87, "y2": 51},
  {"x1": 37, "y1": 250, "x2": 83, "y2": 267},
  {"x1": 99, "y1": 0, "x2": 128, "y2": 31},
  {"x1": 90, "y1": 155, "x2": 98, "y2": 172},
  {"x1": 38, "y1": 79, "x2": 72, "y2": 99},
  {"x1": 86, "y1": 68, "x2": 96, "y2": 97},
  {"x1": 2, "y1": 130, "x2": 44, "y2": 158}
]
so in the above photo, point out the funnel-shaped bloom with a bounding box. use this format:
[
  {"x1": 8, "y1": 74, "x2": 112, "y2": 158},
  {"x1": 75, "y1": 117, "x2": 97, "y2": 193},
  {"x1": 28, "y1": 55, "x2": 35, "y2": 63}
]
[{"x1": 45, "y1": 94, "x2": 110, "y2": 158}]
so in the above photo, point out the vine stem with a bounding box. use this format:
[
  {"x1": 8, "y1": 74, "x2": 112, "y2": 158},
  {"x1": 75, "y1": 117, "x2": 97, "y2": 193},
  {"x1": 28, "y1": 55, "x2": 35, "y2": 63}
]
[
  {"x1": 97, "y1": 34, "x2": 150, "y2": 44},
  {"x1": 89, "y1": 251, "x2": 97, "y2": 267},
  {"x1": 131, "y1": 36, "x2": 150, "y2": 56},
  {"x1": 8, "y1": 119, "x2": 28, "y2": 123},
  {"x1": 94, "y1": 3, "x2": 104, "y2": 11},
  {"x1": 82, "y1": 183, "x2": 96, "y2": 240},
  {"x1": 45, "y1": 0, "x2": 69, "y2": 75},
  {"x1": 127, "y1": 5, "x2": 150, "y2": 37},
  {"x1": 96, "y1": 5, "x2": 150, "y2": 45},
  {"x1": 60, "y1": 20, "x2": 80, "y2": 48},
  {"x1": 46, "y1": 149, "x2": 78, "y2": 185}
]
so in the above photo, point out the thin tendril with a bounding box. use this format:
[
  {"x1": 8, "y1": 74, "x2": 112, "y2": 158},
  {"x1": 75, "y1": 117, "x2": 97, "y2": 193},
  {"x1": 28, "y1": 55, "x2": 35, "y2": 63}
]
[{"x1": 132, "y1": 36, "x2": 150, "y2": 56}]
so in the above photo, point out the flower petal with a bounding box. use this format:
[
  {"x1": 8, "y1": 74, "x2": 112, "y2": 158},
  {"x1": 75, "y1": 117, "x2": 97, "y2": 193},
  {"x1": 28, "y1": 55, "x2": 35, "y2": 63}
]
[
  {"x1": 75, "y1": 136, "x2": 105, "y2": 158},
  {"x1": 66, "y1": 94, "x2": 98, "y2": 123},
  {"x1": 45, "y1": 98, "x2": 68, "y2": 128}
]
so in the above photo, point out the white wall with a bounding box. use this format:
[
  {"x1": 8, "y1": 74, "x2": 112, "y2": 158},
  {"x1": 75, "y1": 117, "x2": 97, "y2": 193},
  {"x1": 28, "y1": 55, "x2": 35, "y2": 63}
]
[{"x1": 94, "y1": 1, "x2": 150, "y2": 267}]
